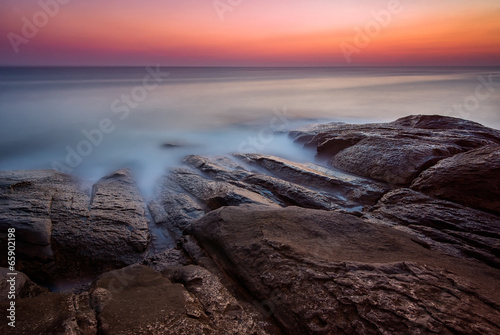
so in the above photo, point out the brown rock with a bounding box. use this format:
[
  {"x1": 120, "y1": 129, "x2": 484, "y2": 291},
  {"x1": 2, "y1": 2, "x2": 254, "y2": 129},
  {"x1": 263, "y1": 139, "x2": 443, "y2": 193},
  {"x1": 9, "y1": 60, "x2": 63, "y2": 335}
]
[
  {"x1": 172, "y1": 265, "x2": 277, "y2": 335},
  {"x1": 368, "y1": 188, "x2": 500, "y2": 268},
  {"x1": 0, "y1": 292, "x2": 97, "y2": 335},
  {"x1": 234, "y1": 153, "x2": 389, "y2": 206},
  {"x1": 290, "y1": 115, "x2": 500, "y2": 186},
  {"x1": 411, "y1": 144, "x2": 500, "y2": 215},
  {"x1": 191, "y1": 205, "x2": 500, "y2": 334},
  {"x1": 0, "y1": 169, "x2": 150, "y2": 282},
  {"x1": 0, "y1": 267, "x2": 48, "y2": 302},
  {"x1": 90, "y1": 264, "x2": 214, "y2": 334}
]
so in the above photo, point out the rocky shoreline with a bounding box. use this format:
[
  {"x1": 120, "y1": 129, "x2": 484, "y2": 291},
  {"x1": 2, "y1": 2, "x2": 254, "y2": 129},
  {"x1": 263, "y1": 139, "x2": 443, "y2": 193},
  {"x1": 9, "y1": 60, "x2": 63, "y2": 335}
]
[{"x1": 1, "y1": 115, "x2": 500, "y2": 334}]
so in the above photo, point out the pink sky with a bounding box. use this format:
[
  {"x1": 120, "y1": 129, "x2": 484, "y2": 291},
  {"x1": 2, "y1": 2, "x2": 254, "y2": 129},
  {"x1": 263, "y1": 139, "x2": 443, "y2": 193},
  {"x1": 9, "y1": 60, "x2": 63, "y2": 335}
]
[{"x1": 1, "y1": 0, "x2": 499, "y2": 66}]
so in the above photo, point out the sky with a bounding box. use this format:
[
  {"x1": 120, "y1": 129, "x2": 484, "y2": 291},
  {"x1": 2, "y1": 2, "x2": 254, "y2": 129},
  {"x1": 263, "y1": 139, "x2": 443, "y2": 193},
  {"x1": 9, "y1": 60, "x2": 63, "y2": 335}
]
[{"x1": 0, "y1": 0, "x2": 499, "y2": 66}]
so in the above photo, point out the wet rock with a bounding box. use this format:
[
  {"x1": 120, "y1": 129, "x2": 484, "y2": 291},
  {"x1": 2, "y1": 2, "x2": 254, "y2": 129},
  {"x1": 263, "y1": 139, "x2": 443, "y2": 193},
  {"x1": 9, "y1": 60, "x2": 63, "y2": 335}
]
[
  {"x1": 191, "y1": 205, "x2": 500, "y2": 334},
  {"x1": 241, "y1": 174, "x2": 342, "y2": 210},
  {"x1": 234, "y1": 153, "x2": 389, "y2": 206},
  {"x1": 367, "y1": 188, "x2": 500, "y2": 268},
  {"x1": 172, "y1": 265, "x2": 277, "y2": 335},
  {"x1": 149, "y1": 190, "x2": 205, "y2": 243},
  {"x1": 332, "y1": 137, "x2": 463, "y2": 185},
  {"x1": 90, "y1": 264, "x2": 273, "y2": 334},
  {"x1": 392, "y1": 114, "x2": 500, "y2": 134},
  {"x1": 411, "y1": 144, "x2": 500, "y2": 215},
  {"x1": 290, "y1": 115, "x2": 500, "y2": 186},
  {"x1": 51, "y1": 169, "x2": 150, "y2": 279},
  {"x1": 166, "y1": 168, "x2": 279, "y2": 210},
  {"x1": 184, "y1": 155, "x2": 250, "y2": 181},
  {"x1": 0, "y1": 169, "x2": 150, "y2": 282},
  {"x1": 143, "y1": 248, "x2": 191, "y2": 272},
  {"x1": 0, "y1": 170, "x2": 84, "y2": 279},
  {"x1": 0, "y1": 291, "x2": 97, "y2": 335},
  {"x1": 90, "y1": 264, "x2": 213, "y2": 334}
]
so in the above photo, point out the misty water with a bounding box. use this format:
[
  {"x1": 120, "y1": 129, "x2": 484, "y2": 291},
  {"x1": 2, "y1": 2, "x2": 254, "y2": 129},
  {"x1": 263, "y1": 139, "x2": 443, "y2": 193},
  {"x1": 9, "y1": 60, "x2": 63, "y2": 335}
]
[{"x1": 1, "y1": 66, "x2": 499, "y2": 197}]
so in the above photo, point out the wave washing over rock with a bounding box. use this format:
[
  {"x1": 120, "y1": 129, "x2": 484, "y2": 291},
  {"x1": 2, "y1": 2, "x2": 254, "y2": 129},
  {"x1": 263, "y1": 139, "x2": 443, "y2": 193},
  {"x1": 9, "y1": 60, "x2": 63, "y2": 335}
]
[{"x1": 1, "y1": 115, "x2": 500, "y2": 334}]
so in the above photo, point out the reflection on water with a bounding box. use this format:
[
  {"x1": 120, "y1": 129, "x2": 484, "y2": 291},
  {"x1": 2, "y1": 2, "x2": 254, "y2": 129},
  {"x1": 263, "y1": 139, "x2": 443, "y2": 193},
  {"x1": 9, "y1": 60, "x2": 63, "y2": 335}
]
[{"x1": 1, "y1": 66, "x2": 499, "y2": 196}]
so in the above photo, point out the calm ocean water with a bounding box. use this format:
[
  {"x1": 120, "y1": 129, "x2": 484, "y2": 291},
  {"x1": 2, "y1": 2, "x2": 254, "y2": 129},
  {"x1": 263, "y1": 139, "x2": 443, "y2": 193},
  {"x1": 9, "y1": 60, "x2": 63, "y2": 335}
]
[{"x1": 1, "y1": 66, "x2": 499, "y2": 196}]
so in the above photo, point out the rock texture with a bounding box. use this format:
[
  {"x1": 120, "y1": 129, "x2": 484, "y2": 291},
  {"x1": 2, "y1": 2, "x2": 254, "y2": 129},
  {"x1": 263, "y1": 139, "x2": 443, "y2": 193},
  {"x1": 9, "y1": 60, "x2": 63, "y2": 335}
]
[
  {"x1": 0, "y1": 169, "x2": 149, "y2": 282},
  {"x1": 0, "y1": 267, "x2": 48, "y2": 301},
  {"x1": 367, "y1": 188, "x2": 500, "y2": 269},
  {"x1": 0, "y1": 291, "x2": 97, "y2": 335},
  {"x1": 291, "y1": 114, "x2": 500, "y2": 186},
  {"x1": 233, "y1": 153, "x2": 389, "y2": 206},
  {"x1": 411, "y1": 144, "x2": 500, "y2": 215},
  {"x1": 191, "y1": 205, "x2": 500, "y2": 334},
  {"x1": 89, "y1": 264, "x2": 273, "y2": 335}
]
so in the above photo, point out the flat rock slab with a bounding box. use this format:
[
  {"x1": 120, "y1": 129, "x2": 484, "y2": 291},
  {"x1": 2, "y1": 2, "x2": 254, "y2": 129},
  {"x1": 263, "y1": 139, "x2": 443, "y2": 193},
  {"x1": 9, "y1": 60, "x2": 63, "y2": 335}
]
[
  {"x1": 234, "y1": 153, "x2": 389, "y2": 206},
  {"x1": 90, "y1": 264, "x2": 272, "y2": 334},
  {"x1": 0, "y1": 292, "x2": 97, "y2": 335},
  {"x1": 191, "y1": 205, "x2": 500, "y2": 334}
]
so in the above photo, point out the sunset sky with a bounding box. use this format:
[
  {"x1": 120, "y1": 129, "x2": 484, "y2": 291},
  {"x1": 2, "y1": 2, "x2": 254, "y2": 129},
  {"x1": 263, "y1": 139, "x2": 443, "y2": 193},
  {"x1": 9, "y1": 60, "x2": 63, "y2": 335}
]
[{"x1": 1, "y1": 0, "x2": 499, "y2": 66}]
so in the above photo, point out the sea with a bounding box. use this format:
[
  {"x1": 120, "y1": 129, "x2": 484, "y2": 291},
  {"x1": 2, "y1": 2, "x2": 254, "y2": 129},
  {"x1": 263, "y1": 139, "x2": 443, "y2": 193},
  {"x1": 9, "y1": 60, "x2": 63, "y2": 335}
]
[{"x1": 1, "y1": 66, "x2": 499, "y2": 197}]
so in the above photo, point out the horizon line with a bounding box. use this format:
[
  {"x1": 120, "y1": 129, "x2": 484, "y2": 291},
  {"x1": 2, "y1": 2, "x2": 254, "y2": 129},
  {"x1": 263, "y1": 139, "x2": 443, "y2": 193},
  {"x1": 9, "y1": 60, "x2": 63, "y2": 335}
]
[{"x1": 2, "y1": 65, "x2": 500, "y2": 69}]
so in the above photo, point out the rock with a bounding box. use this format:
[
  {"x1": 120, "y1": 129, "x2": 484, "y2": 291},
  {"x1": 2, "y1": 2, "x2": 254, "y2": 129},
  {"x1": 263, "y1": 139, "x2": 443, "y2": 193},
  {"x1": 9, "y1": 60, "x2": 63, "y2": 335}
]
[
  {"x1": 185, "y1": 155, "x2": 345, "y2": 210},
  {"x1": 0, "y1": 169, "x2": 150, "y2": 282},
  {"x1": 164, "y1": 168, "x2": 279, "y2": 211},
  {"x1": 90, "y1": 264, "x2": 213, "y2": 334},
  {"x1": 172, "y1": 265, "x2": 277, "y2": 335},
  {"x1": 240, "y1": 174, "x2": 342, "y2": 210},
  {"x1": 391, "y1": 114, "x2": 500, "y2": 133},
  {"x1": 90, "y1": 264, "x2": 274, "y2": 334},
  {"x1": 367, "y1": 188, "x2": 500, "y2": 268},
  {"x1": 0, "y1": 170, "x2": 78, "y2": 279},
  {"x1": 234, "y1": 153, "x2": 389, "y2": 206},
  {"x1": 290, "y1": 115, "x2": 500, "y2": 186},
  {"x1": 0, "y1": 291, "x2": 97, "y2": 335},
  {"x1": 149, "y1": 190, "x2": 205, "y2": 243},
  {"x1": 143, "y1": 248, "x2": 191, "y2": 272},
  {"x1": 332, "y1": 137, "x2": 463, "y2": 185},
  {"x1": 191, "y1": 205, "x2": 500, "y2": 334},
  {"x1": 0, "y1": 267, "x2": 48, "y2": 302},
  {"x1": 411, "y1": 144, "x2": 500, "y2": 215},
  {"x1": 161, "y1": 141, "x2": 198, "y2": 150}
]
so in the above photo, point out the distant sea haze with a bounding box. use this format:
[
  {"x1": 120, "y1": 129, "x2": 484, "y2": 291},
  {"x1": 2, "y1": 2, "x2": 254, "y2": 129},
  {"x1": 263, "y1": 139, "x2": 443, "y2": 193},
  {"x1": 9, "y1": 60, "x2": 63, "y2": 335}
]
[{"x1": 1, "y1": 66, "x2": 499, "y2": 195}]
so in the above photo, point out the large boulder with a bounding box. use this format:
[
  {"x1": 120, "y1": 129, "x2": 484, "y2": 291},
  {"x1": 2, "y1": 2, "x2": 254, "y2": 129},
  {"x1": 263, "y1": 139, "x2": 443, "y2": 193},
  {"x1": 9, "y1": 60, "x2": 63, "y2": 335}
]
[
  {"x1": 331, "y1": 137, "x2": 462, "y2": 185},
  {"x1": 290, "y1": 115, "x2": 500, "y2": 186},
  {"x1": 0, "y1": 169, "x2": 150, "y2": 282},
  {"x1": 411, "y1": 144, "x2": 500, "y2": 215},
  {"x1": 191, "y1": 205, "x2": 500, "y2": 334}
]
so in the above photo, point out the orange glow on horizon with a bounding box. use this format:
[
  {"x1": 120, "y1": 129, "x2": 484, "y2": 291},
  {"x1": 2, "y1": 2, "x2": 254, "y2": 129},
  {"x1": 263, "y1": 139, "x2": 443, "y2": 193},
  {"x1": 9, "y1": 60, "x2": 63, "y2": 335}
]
[{"x1": 0, "y1": 0, "x2": 499, "y2": 66}]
